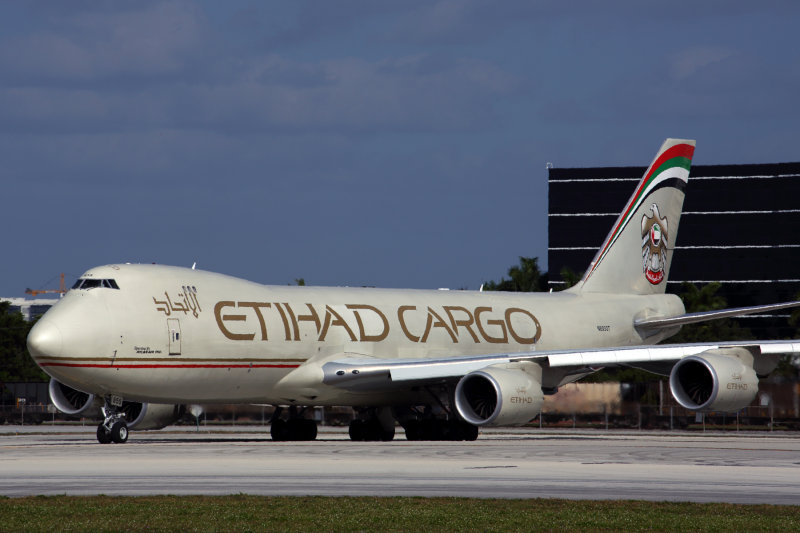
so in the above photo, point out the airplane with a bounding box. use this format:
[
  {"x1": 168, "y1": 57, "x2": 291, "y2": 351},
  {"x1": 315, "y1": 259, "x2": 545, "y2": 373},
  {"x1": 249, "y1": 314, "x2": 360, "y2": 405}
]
[{"x1": 26, "y1": 138, "x2": 800, "y2": 444}]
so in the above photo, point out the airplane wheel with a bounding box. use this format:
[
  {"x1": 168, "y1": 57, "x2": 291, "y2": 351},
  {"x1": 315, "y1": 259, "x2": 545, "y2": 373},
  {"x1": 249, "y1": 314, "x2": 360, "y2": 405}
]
[
  {"x1": 454, "y1": 421, "x2": 479, "y2": 441},
  {"x1": 376, "y1": 422, "x2": 395, "y2": 442},
  {"x1": 350, "y1": 419, "x2": 394, "y2": 441},
  {"x1": 110, "y1": 421, "x2": 129, "y2": 443},
  {"x1": 301, "y1": 419, "x2": 318, "y2": 440},
  {"x1": 96, "y1": 424, "x2": 112, "y2": 444},
  {"x1": 270, "y1": 419, "x2": 290, "y2": 441},
  {"x1": 348, "y1": 419, "x2": 366, "y2": 441},
  {"x1": 287, "y1": 419, "x2": 317, "y2": 441},
  {"x1": 403, "y1": 421, "x2": 422, "y2": 441},
  {"x1": 421, "y1": 419, "x2": 442, "y2": 440}
]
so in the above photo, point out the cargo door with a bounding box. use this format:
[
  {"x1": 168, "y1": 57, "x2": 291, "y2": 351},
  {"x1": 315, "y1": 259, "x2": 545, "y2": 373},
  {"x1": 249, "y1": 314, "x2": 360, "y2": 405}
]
[{"x1": 168, "y1": 318, "x2": 182, "y2": 355}]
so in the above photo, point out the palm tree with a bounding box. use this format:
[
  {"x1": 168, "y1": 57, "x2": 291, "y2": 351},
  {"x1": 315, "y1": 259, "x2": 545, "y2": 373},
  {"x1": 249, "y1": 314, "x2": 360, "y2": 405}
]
[{"x1": 482, "y1": 257, "x2": 548, "y2": 292}]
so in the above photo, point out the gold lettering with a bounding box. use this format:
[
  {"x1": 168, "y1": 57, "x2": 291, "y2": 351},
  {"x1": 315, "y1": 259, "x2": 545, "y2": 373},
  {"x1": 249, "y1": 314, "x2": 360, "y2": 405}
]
[
  {"x1": 283, "y1": 303, "x2": 299, "y2": 340},
  {"x1": 319, "y1": 305, "x2": 357, "y2": 342},
  {"x1": 346, "y1": 304, "x2": 389, "y2": 342},
  {"x1": 214, "y1": 301, "x2": 255, "y2": 341},
  {"x1": 272, "y1": 303, "x2": 293, "y2": 341},
  {"x1": 397, "y1": 305, "x2": 420, "y2": 342},
  {"x1": 505, "y1": 308, "x2": 541, "y2": 345},
  {"x1": 420, "y1": 307, "x2": 458, "y2": 343},
  {"x1": 295, "y1": 303, "x2": 321, "y2": 338},
  {"x1": 237, "y1": 302, "x2": 271, "y2": 340},
  {"x1": 443, "y1": 306, "x2": 479, "y2": 343},
  {"x1": 474, "y1": 306, "x2": 508, "y2": 344}
]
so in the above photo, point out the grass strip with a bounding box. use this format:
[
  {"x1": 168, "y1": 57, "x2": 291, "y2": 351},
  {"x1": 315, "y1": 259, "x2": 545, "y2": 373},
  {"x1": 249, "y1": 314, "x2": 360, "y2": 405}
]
[{"x1": 1, "y1": 495, "x2": 799, "y2": 532}]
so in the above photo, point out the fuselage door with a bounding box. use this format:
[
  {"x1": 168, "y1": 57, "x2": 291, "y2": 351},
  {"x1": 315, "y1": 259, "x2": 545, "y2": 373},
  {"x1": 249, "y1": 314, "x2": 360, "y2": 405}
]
[{"x1": 168, "y1": 318, "x2": 181, "y2": 355}]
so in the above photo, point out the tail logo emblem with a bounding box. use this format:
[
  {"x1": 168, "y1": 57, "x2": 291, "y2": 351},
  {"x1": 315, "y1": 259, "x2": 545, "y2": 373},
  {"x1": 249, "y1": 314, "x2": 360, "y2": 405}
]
[{"x1": 641, "y1": 203, "x2": 669, "y2": 285}]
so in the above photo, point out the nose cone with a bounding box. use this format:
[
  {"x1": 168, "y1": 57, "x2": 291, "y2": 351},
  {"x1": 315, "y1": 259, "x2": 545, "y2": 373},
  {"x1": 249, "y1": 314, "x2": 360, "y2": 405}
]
[{"x1": 27, "y1": 319, "x2": 63, "y2": 360}]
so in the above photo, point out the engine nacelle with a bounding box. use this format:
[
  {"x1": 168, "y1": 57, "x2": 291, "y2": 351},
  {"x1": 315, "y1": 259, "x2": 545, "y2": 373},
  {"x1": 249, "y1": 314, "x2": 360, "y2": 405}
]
[
  {"x1": 454, "y1": 362, "x2": 544, "y2": 426},
  {"x1": 49, "y1": 379, "x2": 103, "y2": 417},
  {"x1": 122, "y1": 402, "x2": 186, "y2": 430},
  {"x1": 669, "y1": 349, "x2": 759, "y2": 412},
  {"x1": 48, "y1": 379, "x2": 184, "y2": 429}
]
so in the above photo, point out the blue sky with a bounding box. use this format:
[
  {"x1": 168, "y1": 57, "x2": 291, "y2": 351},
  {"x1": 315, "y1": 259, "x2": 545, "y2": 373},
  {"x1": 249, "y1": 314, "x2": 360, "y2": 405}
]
[{"x1": 3, "y1": 1, "x2": 799, "y2": 296}]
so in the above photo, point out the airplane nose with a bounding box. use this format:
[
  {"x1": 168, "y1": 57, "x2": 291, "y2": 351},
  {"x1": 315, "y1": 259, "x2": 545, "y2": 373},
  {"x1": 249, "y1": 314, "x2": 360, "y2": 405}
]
[{"x1": 27, "y1": 319, "x2": 63, "y2": 359}]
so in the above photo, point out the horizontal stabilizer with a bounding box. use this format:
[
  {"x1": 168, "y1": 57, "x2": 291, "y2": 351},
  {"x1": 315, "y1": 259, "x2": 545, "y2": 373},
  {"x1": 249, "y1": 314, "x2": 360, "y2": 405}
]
[{"x1": 634, "y1": 301, "x2": 800, "y2": 330}]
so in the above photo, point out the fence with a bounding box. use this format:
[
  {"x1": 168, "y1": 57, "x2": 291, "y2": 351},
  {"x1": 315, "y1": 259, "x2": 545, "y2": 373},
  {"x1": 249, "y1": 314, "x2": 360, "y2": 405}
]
[{"x1": 3, "y1": 382, "x2": 800, "y2": 431}]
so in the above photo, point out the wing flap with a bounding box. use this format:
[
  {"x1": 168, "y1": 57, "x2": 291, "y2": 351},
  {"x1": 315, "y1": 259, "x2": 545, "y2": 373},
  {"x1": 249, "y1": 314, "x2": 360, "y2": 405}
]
[
  {"x1": 543, "y1": 340, "x2": 800, "y2": 367},
  {"x1": 545, "y1": 346, "x2": 689, "y2": 367}
]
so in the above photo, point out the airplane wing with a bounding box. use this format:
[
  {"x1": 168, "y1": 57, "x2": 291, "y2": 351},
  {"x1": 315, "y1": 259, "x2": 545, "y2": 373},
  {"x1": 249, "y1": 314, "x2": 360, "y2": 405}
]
[
  {"x1": 634, "y1": 300, "x2": 800, "y2": 330},
  {"x1": 322, "y1": 339, "x2": 800, "y2": 391}
]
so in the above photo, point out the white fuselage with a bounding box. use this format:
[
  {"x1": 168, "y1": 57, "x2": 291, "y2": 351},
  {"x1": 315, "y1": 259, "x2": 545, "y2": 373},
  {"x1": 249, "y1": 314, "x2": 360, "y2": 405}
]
[{"x1": 28, "y1": 264, "x2": 684, "y2": 405}]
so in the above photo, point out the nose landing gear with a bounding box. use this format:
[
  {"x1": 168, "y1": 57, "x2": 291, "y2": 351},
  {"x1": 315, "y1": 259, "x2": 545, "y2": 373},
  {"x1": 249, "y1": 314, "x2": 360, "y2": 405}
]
[{"x1": 96, "y1": 396, "x2": 129, "y2": 444}]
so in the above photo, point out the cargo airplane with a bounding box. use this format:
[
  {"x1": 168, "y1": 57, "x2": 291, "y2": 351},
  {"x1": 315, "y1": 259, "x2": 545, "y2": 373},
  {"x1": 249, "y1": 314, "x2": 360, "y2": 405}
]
[{"x1": 27, "y1": 139, "x2": 800, "y2": 443}]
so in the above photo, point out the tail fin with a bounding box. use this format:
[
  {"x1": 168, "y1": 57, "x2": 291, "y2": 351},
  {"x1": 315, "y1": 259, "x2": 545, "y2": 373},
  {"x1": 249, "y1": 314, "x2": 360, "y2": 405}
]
[{"x1": 575, "y1": 138, "x2": 696, "y2": 295}]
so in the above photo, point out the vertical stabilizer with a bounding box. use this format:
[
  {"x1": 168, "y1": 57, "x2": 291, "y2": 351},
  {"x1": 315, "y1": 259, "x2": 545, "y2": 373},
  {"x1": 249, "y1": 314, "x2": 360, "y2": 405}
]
[{"x1": 575, "y1": 138, "x2": 696, "y2": 295}]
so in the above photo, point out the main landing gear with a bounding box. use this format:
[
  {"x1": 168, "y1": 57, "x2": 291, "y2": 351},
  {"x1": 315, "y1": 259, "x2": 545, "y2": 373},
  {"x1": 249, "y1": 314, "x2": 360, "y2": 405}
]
[
  {"x1": 346, "y1": 406, "x2": 478, "y2": 441},
  {"x1": 96, "y1": 396, "x2": 129, "y2": 444},
  {"x1": 394, "y1": 405, "x2": 479, "y2": 442},
  {"x1": 348, "y1": 407, "x2": 395, "y2": 441},
  {"x1": 401, "y1": 418, "x2": 478, "y2": 441},
  {"x1": 269, "y1": 406, "x2": 318, "y2": 441}
]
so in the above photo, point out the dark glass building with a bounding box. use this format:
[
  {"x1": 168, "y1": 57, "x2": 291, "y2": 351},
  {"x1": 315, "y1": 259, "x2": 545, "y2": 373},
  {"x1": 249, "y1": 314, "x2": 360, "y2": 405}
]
[{"x1": 548, "y1": 162, "x2": 800, "y2": 338}]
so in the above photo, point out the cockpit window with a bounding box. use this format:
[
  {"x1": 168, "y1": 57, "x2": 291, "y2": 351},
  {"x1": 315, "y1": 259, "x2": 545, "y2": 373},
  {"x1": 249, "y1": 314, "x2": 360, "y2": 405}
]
[{"x1": 72, "y1": 278, "x2": 120, "y2": 290}]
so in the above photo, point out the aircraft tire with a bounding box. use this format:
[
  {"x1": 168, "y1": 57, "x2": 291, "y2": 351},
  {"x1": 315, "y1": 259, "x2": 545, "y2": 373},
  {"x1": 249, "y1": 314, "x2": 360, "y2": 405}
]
[
  {"x1": 110, "y1": 421, "x2": 129, "y2": 443},
  {"x1": 96, "y1": 424, "x2": 112, "y2": 444},
  {"x1": 402, "y1": 421, "x2": 422, "y2": 441},
  {"x1": 378, "y1": 425, "x2": 395, "y2": 441},
  {"x1": 270, "y1": 419, "x2": 290, "y2": 441},
  {"x1": 350, "y1": 418, "x2": 394, "y2": 441},
  {"x1": 288, "y1": 419, "x2": 317, "y2": 441},
  {"x1": 422, "y1": 419, "x2": 443, "y2": 440},
  {"x1": 348, "y1": 419, "x2": 366, "y2": 441},
  {"x1": 403, "y1": 420, "x2": 478, "y2": 441},
  {"x1": 453, "y1": 421, "x2": 479, "y2": 441},
  {"x1": 305, "y1": 419, "x2": 318, "y2": 440}
]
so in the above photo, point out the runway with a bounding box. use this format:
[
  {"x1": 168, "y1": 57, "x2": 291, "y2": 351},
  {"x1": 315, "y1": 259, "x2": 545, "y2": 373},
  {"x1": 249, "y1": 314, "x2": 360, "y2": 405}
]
[{"x1": 2, "y1": 425, "x2": 800, "y2": 504}]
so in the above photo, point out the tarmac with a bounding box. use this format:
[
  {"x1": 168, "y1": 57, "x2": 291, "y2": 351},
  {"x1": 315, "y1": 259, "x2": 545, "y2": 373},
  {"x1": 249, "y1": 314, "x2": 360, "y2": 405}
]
[{"x1": 2, "y1": 424, "x2": 800, "y2": 504}]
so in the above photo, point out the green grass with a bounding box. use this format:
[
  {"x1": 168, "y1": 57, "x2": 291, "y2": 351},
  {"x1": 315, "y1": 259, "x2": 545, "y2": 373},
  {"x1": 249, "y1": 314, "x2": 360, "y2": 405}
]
[{"x1": 1, "y1": 496, "x2": 799, "y2": 532}]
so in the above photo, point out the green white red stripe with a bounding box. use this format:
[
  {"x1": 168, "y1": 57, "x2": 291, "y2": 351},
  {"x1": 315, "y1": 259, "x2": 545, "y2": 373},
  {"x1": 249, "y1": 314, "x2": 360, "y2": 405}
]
[{"x1": 586, "y1": 141, "x2": 695, "y2": 278}]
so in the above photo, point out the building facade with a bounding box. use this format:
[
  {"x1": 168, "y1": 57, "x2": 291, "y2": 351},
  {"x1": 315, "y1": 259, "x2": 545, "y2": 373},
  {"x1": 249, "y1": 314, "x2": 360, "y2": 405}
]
[
  {"x1": 548, "y1": 162, "x2": 800, "y2": 338},
  {"x1": 1, "y1": 298, "x2": 59, "y2": 321}
]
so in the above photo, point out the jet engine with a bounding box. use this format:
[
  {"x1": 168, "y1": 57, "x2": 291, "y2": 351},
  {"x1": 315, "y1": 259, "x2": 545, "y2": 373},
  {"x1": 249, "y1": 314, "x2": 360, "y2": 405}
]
[
  {"x1": 454, "y1": 362, "x2": 544, "y2": 426},
  {"x1": 48, "y1": 379, "x2": 185, "y2": 430},
  {"x1": 669, "y1": 349, "x2": 759, "y2": 412},
  {"x1": 49, "y1": 379, "x2": 103, "y2": 417},
  {"x1": 119, "y1": 402, "x2": 187, "y2": 430}
]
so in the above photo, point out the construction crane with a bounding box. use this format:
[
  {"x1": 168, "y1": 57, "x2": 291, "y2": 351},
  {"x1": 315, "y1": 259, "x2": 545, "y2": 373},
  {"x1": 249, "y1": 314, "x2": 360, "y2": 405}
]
[{"x1": 25, "y1": 273, "x2": 67, "y2": 297}]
